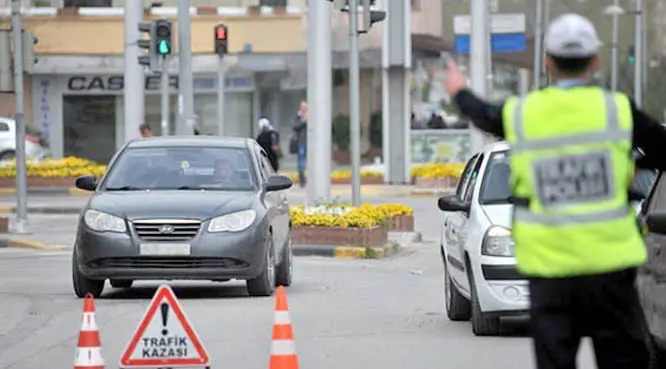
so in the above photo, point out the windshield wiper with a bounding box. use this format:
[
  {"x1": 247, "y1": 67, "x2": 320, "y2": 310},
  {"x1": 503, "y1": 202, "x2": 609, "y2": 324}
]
[
  {"x1": 105, "y1": 186, "x2": 146, "y2": 191},
  {"x1": 176, "y1": 186, "x2": 206, "y2": 190},
  {"x1": 482, "y1": 198, "x2": 513, "y2": 205}
]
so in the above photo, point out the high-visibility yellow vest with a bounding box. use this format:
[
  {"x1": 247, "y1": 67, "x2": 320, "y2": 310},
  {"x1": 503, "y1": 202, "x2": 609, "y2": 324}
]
[{"x1": 502, "y1": 87, "x2": 647, "y2": 278}]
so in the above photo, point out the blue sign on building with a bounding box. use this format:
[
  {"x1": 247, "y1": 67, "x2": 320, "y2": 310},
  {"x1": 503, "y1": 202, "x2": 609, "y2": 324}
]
[{"x1": 453, "y1": 33, "x2": 526, "y2": 54}]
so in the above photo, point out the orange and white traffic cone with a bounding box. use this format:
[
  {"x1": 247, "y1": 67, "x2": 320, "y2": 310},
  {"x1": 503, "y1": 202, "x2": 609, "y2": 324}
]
[
  {"x1": 74, "y1": 293, "x2": 105, "y2": 369},
  {"x1": 269, "y1": 286, "x2": 298, "y2": 369}
]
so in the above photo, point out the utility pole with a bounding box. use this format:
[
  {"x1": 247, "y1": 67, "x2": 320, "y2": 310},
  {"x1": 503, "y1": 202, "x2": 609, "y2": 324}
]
[
  {"x1": 306, "y1": 0, "x2": 332, "y2": 205},
  {"x1": 11, "y1": 0, "x2": 28, "y2": 234},
  {"x1": 348, "y1": 0, "x2": 361, "y2": 206},
  {"x1": 160, "y1": 57, "x2": 169, "y2": 135},
  {"x1": 177, "y1": 0, "x2": 195, "y2": 135},
  {"x1": 634, "y1": 0, "x2": 643, "y2": 107},
  {"x1": 533, "y1": 0, "x2": 543, "y2": 90},
  {"x1": 125, "y1": 0, "x2": 145, "y2": 142},
  {"x1": 214, "y1": 24, "x2": 228, "y2": 136},
  {"x1": 610, "y1": 0, "x2": 619, "y2": 92},
  {"x1": 469, "y1": 0, "x2": 489, "y2": 153}
]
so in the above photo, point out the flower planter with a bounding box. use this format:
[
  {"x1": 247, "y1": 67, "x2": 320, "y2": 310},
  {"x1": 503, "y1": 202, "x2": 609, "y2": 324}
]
[
  {"x1": 292, "y1": 225, "x2": 388, "y2": 247},
  {"x1": 331, "y1": 177, "x2": 384, "y2": 185},
  {"x1": 332, "y1": 150, "x2": 351, "y2": 165},
  {"x1": 0, "y1": 217, "x2": 8, "y2": 233},
  {"x1": 387, "y1": 215, "x2": 414, "y2": 232},
  {"x1": 0, "y1": 177, "x2": 76, "y2": 188},
  {"x1": 414, "y1": 176, "x2": 459, "y2": 189}
]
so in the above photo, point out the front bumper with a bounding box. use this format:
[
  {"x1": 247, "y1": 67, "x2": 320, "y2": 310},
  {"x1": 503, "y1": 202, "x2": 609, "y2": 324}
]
[
  {"x1": 74, "y1": 223, "x2": 267, "y2": 281},
  {"x1": 475, "y1": 260, "x2": 529, "y2": 316}
]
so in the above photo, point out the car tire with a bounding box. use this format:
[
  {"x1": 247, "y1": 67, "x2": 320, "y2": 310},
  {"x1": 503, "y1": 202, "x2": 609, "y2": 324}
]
[
  {"x1": 0, "y1": 150, "x2": 15, "y2": 161},
  {"x1": 469, "y1": 269, "x2": 500, "y2": 336},
  {"x1": 275, "y1": 236, "x2": 293, "y2": 287},
  {"x1": 72, "y1": 251, "x2": 104, "y2": 298},
  {"x1": 444, "y1": 263, "x2": 471, "y2": 321},
  {"x1": 247, "y1": 237, "x2": 276, "y2": 297},
  {"x1": 110, "y1": 279, "x2": 133, "y2": 289}
]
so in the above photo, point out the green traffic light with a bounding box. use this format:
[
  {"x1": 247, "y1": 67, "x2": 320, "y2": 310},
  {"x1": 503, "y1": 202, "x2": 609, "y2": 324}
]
[
  {"x1": 628, "y1": 56, "x2": 636, "y2": 64},
  {"x1": 158, "y1": 40, "x2": 170, "y2": 55}
]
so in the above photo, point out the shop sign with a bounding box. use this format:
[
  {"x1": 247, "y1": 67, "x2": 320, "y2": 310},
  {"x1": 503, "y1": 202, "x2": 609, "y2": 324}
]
[{"x1": 67, "y1": 75, "x2": 179, "y2": 92}]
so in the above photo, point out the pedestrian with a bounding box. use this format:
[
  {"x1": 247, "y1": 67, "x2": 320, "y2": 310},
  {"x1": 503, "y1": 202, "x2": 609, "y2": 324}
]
[
  {"x1": 139, "y1": 123, "x2": 153, "y2": 138},
  {"x1": 256, "y1": 117, "x2": 280, "y2": 172},
  {"x1": 292, "y1": 101, "x2": 308, "y2": 188},
  {"x1": 443, "y1": 13, "x2": 666, "y2": 369}
]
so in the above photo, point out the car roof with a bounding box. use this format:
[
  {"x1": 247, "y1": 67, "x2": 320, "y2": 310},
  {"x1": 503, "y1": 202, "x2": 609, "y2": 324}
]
[
  {"x1": 479, "y1": 140, "x2": 509, "y2": 155},
  {"x1": 125, "y1": 136, "x2": 252, "y2": 149}
]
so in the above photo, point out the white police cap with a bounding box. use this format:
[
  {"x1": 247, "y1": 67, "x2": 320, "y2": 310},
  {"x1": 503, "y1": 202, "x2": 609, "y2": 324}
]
[{"x1": 545, "y1": 13, "x2": 602, "y2": 58}]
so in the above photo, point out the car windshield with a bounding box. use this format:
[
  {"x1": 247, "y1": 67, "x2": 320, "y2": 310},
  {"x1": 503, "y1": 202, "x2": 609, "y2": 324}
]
[
  {"x1": 101, "y1": 146, "x2": 256, "y2": 191},
  {"x1": 479, "y1": 150, "x2": 511, "y2": 205}
]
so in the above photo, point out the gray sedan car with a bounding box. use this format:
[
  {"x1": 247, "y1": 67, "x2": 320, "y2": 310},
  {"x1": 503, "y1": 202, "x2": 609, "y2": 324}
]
[{"x1": 72, "y1": 137, "x2": 294, "y2": 298}]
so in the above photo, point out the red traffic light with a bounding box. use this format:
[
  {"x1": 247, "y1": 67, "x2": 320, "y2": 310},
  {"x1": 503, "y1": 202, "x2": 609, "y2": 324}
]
[{"x1": 215, "y1": 25, "x2": 227, "y2": 40}]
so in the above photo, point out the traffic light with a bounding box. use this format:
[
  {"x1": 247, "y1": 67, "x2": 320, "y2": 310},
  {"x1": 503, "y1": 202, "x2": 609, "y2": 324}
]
[
  {"x1": 214, "y1": 24, "x2": 228, "y2": 56},
  {"x1": 628, "y1": 45, "x2": 636, "y2": 64},
  {"x1": 138, "y1": 21, "x2": 158, "y2": 71},
  {"x1": 154, "y1": 19, "x2": 172, "y2": 56}
]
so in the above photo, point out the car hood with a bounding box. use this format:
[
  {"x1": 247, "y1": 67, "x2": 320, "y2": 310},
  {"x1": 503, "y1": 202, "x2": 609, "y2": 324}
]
[
  {"x1": 481, "y1": 204, "x2": 513, "y2": 229},
  {"x1": 88, "y1": 190, "x2": 257, "y2": 221}
]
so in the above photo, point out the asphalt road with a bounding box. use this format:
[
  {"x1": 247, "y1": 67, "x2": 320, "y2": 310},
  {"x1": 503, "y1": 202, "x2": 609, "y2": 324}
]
[{"x1": 0, "y1": 194, "x2": 599, "y2": 369}]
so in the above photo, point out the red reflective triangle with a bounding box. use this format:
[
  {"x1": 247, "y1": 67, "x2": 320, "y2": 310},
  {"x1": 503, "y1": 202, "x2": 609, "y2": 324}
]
[
  {"x1": 216, "y1": 27, "x2": 227, "y2": 40},
  {"x1": 119, "y1": 285, "x2": 210, "y2": 368}
]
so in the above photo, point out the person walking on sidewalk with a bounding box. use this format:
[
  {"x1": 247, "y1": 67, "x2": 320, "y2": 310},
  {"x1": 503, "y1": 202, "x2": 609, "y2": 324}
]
[
  {"x1": 256, "y1": 117, "x2": 281, "y2": 172},
  {"x1": 443, "y1": 13, "x2": 666, "y2": 369},
  {"x1": 292, "y1": 101, "x2": 308, "y2": 188}
]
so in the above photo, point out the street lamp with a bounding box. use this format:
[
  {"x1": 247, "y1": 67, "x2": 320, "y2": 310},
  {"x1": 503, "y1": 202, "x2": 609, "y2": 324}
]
[{"x1": 603, "y1": 2, "x2": 625, "y2": 92}]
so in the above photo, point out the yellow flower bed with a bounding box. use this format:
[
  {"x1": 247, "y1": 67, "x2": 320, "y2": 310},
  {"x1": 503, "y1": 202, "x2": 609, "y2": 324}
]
[
  {"x1": 290, "y1": 203, "x2": 412, "y2": 229},
  {"x1": 0, "y1": 157, "x2": 107, "y2": 178},
  {"x1": 411, "y1": 163, "x2": 465, "y2": 179},
  {"x1": 284, "y1": 170, "x2": 383, "y2": 181}
]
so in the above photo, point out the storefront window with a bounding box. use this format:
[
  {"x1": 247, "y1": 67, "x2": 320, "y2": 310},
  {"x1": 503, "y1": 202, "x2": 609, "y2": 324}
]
[
  {"x1": 63, "y1": 95, "x2": 117, "y2": 164},
  {"x1": 194, "y1": 93, "x2": 254, "y2": 138}
]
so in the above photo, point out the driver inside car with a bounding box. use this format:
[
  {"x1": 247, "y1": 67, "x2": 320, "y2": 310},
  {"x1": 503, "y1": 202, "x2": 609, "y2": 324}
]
[{"x1": 211, "y1": 158, "x2": 237, "y2": 187}]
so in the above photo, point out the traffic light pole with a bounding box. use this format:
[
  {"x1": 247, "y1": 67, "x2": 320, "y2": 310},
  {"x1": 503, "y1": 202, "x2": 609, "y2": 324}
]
[
  {"x1": 160, "y1": 56, "x2": 170, "y2": 136},
  {"x1": 125, "y1": 0, "x2": 145, "y2": 142},
  {"x1": 217, "y1": 55, "x2": 225, "y2": 136},
  {"x1": 11, "y1": 0, "x2": 28, "y2": 234},
  {"x1": 634, "y1": 0, "x2": 643, "y2": 108},
  {"x1": 177, "y1": 0, "x2": 195, "y2": 135},
  {"x1": 348, "y1": 0, "x2": 361, "y2": 207}
]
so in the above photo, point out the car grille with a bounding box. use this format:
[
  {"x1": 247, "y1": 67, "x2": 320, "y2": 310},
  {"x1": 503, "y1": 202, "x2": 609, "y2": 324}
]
[
  {"x1": 89, "y1": 257, "x2": 248, "y2": 269},
  {"x1": 133, "y1": 219, "x2": 201, "y2": 241}
]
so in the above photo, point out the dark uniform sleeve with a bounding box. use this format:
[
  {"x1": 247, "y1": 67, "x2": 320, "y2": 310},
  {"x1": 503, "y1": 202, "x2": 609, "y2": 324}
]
[
  {"x1": 630, "y1": 99, "x2": 666, "y2": 171},
  {"x1": 452, "y1": 89, "x2": 506, "y2": 139}
]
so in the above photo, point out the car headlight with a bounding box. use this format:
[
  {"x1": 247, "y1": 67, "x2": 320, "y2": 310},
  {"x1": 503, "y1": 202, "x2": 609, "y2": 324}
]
[
  {"x1": 481, "y1": 226, "x2": 514, "y2": 257},
  {"x1": 83, "y1": 210, "x2": 127, "y2": 233},
  {"x1": 208, "y1": 210, "x2": 256, "y2": 233}
]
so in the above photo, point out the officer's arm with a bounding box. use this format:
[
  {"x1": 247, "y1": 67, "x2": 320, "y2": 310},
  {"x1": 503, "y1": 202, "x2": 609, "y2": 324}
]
[
  {"x1": 453, "y1": 89, "x2": 505, "y2": 138},
  {"x1": 631, "y1": 100, "x2": 666, "y2": 170}
]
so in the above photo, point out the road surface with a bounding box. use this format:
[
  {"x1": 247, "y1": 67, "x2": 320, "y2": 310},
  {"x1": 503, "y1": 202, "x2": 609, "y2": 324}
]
[{"x1": 0, "y1": 193, "x2": 599, "y2": 369}]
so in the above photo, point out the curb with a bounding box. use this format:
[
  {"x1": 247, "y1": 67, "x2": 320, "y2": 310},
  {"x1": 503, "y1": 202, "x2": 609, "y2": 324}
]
[
  {"x1": 0, "y1": 237, "x2": 68, "y2": 251},
  {"x1": 293, "y1": 241, "x2": 402, "y2": 259},
  {"x1": 0, "y1": 206, "x2": 82, "y2": 215},
  {"x1": 0, "y1": 187, "x2": 91, "y2": 197}
]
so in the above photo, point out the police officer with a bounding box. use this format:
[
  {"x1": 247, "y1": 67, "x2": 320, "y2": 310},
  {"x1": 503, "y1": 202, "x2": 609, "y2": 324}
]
[{"x1": 443, "y1": 13, "x2": 666, "y2": 369}]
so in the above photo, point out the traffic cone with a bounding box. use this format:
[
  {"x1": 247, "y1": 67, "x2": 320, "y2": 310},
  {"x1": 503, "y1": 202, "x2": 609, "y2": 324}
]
[
  {"x1": 74, "y1": 293, "x2": 105, "y2": 369},
  {"x1": 269, "y1": 286, "x2": 298, "y2": 369}
]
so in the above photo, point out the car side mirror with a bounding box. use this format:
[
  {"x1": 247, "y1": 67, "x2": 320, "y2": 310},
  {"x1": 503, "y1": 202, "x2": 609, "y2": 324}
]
[
  {"x1": 646, "y1": 212, "x2": 666, "y2": 235},
  {"x1": 265, "y1": 175, "x2": 293, "y2": 192},
  {"x1": 438, "y1": 195, "x2": 470, "y2": 213},
  {"x1": 75, "y1": 175, "x2": 97, "y2": 191}
]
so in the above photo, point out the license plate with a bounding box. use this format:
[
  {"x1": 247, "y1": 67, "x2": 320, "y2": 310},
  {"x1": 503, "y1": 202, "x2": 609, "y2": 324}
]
[{"x1": 139, "y1": 243, "x2": 191, "y2": 256}]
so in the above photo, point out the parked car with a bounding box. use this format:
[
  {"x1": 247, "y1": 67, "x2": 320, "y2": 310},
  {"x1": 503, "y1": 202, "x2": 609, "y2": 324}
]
[
  {"x1": 438, "y1": 141, "x2": 525, "y2": 336},
  {"x1": 636, "y1": 171, "x2": 666, "y2": 368},
  {"x1": 0, "y1": 117, "x2": 50, "y2": 160},
  {"x1": 71, "y1": 136, "x2": 294, "y2": 298}
]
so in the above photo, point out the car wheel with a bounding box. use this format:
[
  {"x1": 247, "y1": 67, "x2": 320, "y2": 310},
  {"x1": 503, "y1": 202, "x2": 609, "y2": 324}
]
[
  {"x1": 469, "y1": 269, "x2": 500, "y2": 336},
  {"x1": 72, "y1": 250, "x2": 104, "y2": 298},
  {"x1": 276, "y1": 236, "x2": 293, "y2": 287},
  {"x1": 247, "y1": 237, "x2": 276, "y2": 297},
  {"x1": 444, "y1": 262, "x2": 471, "y2": 321},
  {"x1": 110, "y1": 279, "x2": 133, "y2": 289},
  {"x1": 0, "y1": 150, "x2": 15, "y2": 161}
]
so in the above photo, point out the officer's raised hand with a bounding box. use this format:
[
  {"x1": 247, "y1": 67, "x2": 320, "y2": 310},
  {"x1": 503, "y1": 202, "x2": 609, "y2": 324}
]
[{"x1": 443, "y1": 59, "x2": 467, "y2": 99}]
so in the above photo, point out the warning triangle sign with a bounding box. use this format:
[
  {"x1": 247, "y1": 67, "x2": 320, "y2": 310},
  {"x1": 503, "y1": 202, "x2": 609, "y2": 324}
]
[{"x1": 119, "y1": 285, "x2": 210, "y2": 368}]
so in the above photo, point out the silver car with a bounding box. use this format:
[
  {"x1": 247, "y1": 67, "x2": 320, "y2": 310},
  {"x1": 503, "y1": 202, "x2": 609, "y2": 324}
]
[{"x1": 72, "y1": 137, "x2": 294, "y2": 298}]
